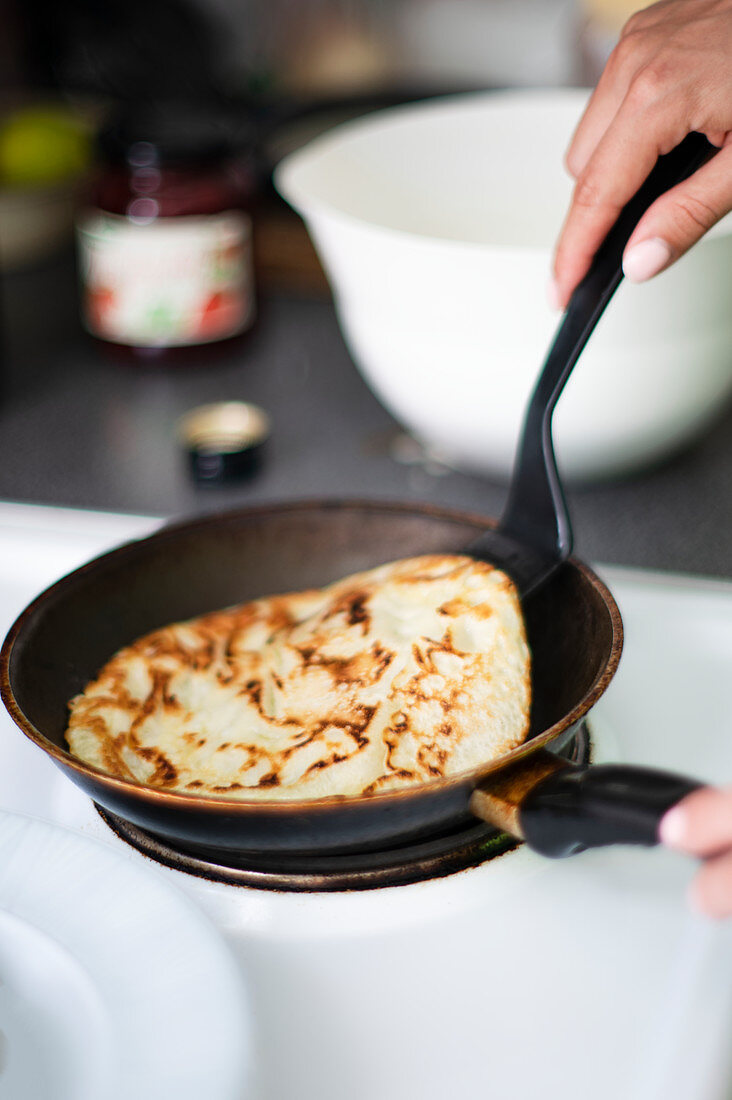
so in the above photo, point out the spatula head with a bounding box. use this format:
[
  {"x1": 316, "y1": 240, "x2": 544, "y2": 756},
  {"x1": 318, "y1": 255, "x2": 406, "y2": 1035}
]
[{"x1": 465, "y1": 526, "x2": 561, "y2": 599}]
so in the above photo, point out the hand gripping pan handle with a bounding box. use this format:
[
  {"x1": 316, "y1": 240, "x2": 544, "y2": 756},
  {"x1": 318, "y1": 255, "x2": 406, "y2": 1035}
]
[
  {"x1": 520, "y1": 761, "x2": 703, "y2": 857},
  {"x1": 468, "y1": 131, "x2": 718, "y2": 596},
  {"x1": 470, "y1": 750, "x2": 704, "y2": 857}
]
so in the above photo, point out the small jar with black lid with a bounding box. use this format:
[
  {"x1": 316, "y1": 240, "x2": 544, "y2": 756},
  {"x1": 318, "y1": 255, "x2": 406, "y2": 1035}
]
[{"x1": 76, "y1": 101, "x2": 256, "y2": 360}]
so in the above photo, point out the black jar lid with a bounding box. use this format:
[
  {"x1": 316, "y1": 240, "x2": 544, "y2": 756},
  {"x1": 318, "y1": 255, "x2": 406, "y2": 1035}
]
[
  {"x1": 177, "y1": 401, "x2": 270, "y2": 484},
  {"x1": 99, "y1": 101, "x2": 253, "y2": 168}
]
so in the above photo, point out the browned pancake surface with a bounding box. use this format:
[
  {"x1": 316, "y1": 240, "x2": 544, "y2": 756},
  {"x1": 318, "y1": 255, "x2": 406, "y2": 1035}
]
[{"x1": 66, "y1": 555, "x2": 531, "y2": 799}]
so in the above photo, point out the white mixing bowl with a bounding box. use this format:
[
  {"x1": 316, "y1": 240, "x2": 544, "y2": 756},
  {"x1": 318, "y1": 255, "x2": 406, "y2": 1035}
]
[{"x1": 276, "y1": 89, "x2": 732, "y2": 481}]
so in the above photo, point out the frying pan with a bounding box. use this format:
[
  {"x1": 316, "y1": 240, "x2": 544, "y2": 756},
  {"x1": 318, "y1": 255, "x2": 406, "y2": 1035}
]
[
  {"x1": 0, "y1": 499, "x2": 625, "y2": 858},
  {"x1": 0, "y1": 137, "x2": 716, "y2": 863},
  {"x1": 0, "y1": 497, "x2": 702, "y2": 861}
]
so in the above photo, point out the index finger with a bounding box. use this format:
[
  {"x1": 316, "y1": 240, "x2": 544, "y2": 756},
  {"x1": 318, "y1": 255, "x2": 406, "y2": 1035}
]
[
  {"x1": 566, "y1": 4, "x2": 665, "y2": 177},
  {"x1": 565, "y1": 54, "x2": 632, "y2": 178},
  {"x1": 552, "y1": 101, "x2": 685, "y2": 307},
  {"x1": 660, "y1": 786, "x2": 732, "y2": 857}
]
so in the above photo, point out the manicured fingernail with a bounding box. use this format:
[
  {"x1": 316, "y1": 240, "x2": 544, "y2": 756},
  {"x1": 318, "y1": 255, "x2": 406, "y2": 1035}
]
[
  {"x1": 659, "y1": 804, "x2": 687, "y2": 848},
  {"x1": 546, "y1": 277, "x2": 562, "y2": 311},
  {"x1": 623, "y1": 237, "x2": 672, "y2": 283}
]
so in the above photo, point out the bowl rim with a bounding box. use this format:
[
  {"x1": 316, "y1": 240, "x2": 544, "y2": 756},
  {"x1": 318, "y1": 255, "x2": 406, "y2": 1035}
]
[{"x1": 275, "y1": 86, "x2": 732, "y2": 250}]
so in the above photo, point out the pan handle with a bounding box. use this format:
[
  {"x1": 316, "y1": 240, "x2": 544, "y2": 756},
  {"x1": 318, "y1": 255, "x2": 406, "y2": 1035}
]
[
  {"x1": 470, "y1": 751, "x2": 703, "y2": 858},
  {"x1": 519, "y1": 763, "x2": 703, "y2": 857}
]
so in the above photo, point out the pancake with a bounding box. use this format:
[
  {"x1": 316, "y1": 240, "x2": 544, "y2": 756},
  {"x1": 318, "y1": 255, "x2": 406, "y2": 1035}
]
[{"x1": 65, "y1": 554, "x2": 531, "y2": 800}]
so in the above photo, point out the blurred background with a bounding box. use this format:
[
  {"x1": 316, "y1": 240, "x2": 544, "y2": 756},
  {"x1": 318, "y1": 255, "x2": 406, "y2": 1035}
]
[
  {"x1": 0, "y1": 0, "x2": 636, "y2": 284},
  {"x1": 4, "y1": 0, "x2": 732, "y2": 582}
]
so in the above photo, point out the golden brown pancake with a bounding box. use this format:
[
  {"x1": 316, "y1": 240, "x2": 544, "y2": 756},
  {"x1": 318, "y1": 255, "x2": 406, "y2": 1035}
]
[{"x1": 66, "y1": 555, "x2": 531, "y2": 800}]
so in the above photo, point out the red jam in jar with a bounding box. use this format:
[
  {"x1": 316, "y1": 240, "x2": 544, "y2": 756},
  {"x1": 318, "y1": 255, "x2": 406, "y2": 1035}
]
[{"x1": 76, "y1": 103, "x2": 256, "y2": 359}]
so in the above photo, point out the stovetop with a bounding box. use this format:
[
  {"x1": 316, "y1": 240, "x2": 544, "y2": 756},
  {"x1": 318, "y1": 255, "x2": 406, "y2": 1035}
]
[{"x1": 1, "y1": 503, "x2": 732, "y2": 1100}]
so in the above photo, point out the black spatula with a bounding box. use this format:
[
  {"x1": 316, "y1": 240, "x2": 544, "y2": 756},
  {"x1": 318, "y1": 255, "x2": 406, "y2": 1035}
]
[{"x1": 467, "y1": 131, "x2": 717, "y2": 597}]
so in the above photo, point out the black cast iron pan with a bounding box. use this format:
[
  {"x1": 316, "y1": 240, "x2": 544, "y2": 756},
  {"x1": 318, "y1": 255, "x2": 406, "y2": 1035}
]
[
  {"x1": 0, "y1": 496, "x2": 708, "y2": 859},
  {"x1": 1, "y1": 499, "x2": 628, "y2": 858},
  {"x1": 0, "y1": 136, "x2": 717, "y2": 863}
]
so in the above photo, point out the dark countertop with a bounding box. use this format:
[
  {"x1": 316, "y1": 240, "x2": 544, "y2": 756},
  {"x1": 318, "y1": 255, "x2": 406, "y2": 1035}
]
[{"x1": 2, "y1": 247, "x2": 732, "y2": 580}]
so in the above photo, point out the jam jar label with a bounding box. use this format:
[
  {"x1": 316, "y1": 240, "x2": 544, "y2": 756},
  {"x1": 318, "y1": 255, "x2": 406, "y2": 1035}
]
[{"x1": 76, "y1": 210, "x2": 255, "y2": 347}]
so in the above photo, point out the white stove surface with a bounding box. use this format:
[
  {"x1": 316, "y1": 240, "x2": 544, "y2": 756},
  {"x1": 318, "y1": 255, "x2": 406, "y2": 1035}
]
[{"x1": 1, "y1": 503, "x2": 732, "y2": 1100}]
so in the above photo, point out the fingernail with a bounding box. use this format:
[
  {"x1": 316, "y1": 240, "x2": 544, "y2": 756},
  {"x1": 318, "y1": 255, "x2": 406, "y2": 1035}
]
[
  {"x1": 546, "y1": 277, "x2": 562, "y2": 312},
  {"x1": 659, "y1": 804, "x2": 687, "y2": 848},
  {"x1": 623, "y1": 237, "x2": 672, "y2": 283}
]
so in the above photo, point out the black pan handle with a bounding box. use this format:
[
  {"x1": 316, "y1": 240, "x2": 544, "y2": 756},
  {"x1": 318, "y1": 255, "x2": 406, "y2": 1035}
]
[
  {"x1": 519, "y1": 763, "x2": 704, "y2": 858},
  {"x1": 496, "y1": 131, "x2": 718, "y2": 578}
]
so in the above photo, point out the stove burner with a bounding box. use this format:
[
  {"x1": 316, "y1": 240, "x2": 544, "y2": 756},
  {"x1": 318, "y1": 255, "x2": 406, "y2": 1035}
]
[{"x1": 97, "y1": 723, "x2": 591, "y2": 892}]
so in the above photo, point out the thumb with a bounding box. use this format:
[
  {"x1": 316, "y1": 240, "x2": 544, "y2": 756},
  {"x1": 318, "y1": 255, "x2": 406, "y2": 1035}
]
[
  {"x1": 623, "y1": 141, "x2": 732, "y2": 283},
  {"x1": 660, "y1": 786, "x2": 732, "y2": 857}
]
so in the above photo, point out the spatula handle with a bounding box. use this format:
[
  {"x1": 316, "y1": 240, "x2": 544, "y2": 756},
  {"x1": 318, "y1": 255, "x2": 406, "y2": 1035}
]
[{"x1": 498, "y1": 132, "x2": 718, "y2": 579}]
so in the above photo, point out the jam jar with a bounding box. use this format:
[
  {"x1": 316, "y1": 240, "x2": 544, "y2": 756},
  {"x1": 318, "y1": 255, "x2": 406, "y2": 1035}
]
[{"x1": 76, "y1": 103, "x2": 256, "y2": 360}]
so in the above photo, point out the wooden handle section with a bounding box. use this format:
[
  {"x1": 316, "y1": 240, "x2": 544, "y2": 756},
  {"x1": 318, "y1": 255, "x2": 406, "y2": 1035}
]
[{"x1": 469, "y1": 750, "x2": 572, "y2": 838}]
